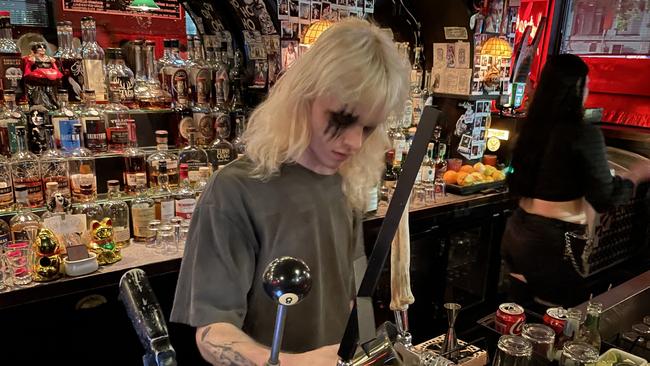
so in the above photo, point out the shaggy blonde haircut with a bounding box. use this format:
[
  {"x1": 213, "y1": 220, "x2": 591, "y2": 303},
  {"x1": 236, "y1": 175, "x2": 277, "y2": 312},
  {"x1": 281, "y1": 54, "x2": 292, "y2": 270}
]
[{"x1": 243, "y1": 18, "x2": 409, "y2": 211}]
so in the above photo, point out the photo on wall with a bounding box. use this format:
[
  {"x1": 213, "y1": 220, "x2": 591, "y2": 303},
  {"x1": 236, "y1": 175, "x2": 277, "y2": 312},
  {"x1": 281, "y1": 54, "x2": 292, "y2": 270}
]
[
  {"x1": 278, "y1": 0, "x2": 289, "y2": 18},
  {"x1": 311, "y1": 2, "x2": 321, "y2": 20},
  {"x1": 299, "y1": 1, "x2": 310, "y2": 20},
  {"x1": 281, "y1": 20, "x2": 292, "y2": 38},
  {"x1": 289, "y1": 0, "x2": 299, "y2": 17},
  {"x1": 281, "y1": 39, "x2": 299, "y2": 71}
]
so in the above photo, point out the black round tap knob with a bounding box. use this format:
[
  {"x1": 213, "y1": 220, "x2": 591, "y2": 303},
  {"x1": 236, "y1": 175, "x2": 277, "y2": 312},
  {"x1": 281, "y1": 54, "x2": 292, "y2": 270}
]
[{"x1": 262, "y1": 256, "x2": 312, "y2": 306}]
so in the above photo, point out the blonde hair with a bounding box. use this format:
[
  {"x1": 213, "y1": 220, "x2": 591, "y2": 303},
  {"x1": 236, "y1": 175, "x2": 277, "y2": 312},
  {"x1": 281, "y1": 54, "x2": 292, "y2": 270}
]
[{"x1": 243, "y1": 18, "x2": 409, "y2": 211}]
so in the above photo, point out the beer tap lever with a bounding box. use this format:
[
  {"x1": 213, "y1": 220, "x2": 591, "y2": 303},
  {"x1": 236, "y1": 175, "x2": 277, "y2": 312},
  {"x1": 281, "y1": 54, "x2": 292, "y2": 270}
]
[{"x1": 262, "y1": 256, "x2": 312, "y2": 366}]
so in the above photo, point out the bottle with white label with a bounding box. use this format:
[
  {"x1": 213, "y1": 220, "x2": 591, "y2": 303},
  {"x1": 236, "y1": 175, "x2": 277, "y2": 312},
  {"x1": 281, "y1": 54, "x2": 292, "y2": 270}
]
[
  {"x1": 68, "y1": 123, "x2": 97, "y2": 203},
  {"x1": 147, "y1": 130, "x2": 179, "y2": 189},
  {"x1": 103, "y1": 180, "x2": 130, "y2": 248},
  {"x1": 105, "y1": 48, "x2": 136, "y2": 108},
  {"x1": 79, "y1": 89, "x2": 107, "y2": 153},
  {"x1": 131, "y1": 173, "x2": 155, "y2": 243},
  {"x1": 175, "y1": 164, "x2": 197, "y2": 220},
  {"x1": 178, "y1": 127, "x2": 209, "y2": 187},
  {"x1": 80, "y1": 16, "x2": 106, "y2": 102},
  {"x1": 40, "y1": 125, "x2": 71, "y2": 200},
  {"x1": 153, "y1": 161, "x2": 175, "y2": 224}
]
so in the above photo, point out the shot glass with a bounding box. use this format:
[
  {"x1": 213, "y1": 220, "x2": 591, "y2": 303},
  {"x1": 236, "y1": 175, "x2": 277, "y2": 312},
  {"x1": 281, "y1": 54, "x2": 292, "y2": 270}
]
[
  {"x1": 6, "y1": 242, "x2": 32, "y2": 286},
  {"x1": 560, "y1": 341, "x2": 598, "y2": 366}
]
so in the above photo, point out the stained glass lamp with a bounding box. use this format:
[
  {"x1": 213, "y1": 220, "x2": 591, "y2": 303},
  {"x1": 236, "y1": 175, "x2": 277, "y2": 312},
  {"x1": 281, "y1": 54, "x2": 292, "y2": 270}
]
[
  {"x1": 129, "y1": 0, "x2": 160, "y2": 11},
  {"x1": 480, "y1": 37, "x2": 513, "y2": 58},
  {"x1": 302, "y1": 20, "x2": 334, "y2": 45}
]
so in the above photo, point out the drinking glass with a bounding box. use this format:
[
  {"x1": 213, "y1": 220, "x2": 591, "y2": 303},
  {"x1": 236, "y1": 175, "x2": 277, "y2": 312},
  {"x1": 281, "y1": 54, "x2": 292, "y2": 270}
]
[
  {"x1": 447, "y1": 158, "x2": 462, "y2": 172},
  {"x1": 492, "y1": 335, "x2": 533, "y2": 366},
  {"x1": 179, "y1": 219, "x2": 190, "y2": 248},
  {"x1": 0, "y1": 253, "x2": 9, "y2": 290},
  {"x1": 521, "y1": 323, "x2": 555, "y2": 364},
  {"x1": 146, "y1": 220, "x2": 161, "y2": 249},
  {"x1": 560, "y1": 341, "x2": 598, "y2": 366},
  {"x1": 158, "y1": 225, "x2": 177, "y2": 255},
  {"x1": 6, "y1": 241, "x2": 32, "y2": 285}
]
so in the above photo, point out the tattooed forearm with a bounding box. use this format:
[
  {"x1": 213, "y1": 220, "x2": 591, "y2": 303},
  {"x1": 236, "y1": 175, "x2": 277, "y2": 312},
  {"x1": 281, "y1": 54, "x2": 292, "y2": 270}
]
[{"x1": 204, "y1": 340, "x2": 256, "y2": 366}]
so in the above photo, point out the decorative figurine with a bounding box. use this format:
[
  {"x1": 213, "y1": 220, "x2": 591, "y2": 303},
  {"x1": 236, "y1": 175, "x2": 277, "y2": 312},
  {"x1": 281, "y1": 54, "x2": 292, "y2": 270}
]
[
  {"x1": 32, "y1": 227, "x2": 64, "y2": 282},
  {"x1": 22, "y1": 41, "x2": 62, "y2": 110},
  {"x1": 87, "y1": 218, "x2": 122, "y2": 265},
  {"x1": 45, "y1": 191, "x2": 72, "y2": 214}
]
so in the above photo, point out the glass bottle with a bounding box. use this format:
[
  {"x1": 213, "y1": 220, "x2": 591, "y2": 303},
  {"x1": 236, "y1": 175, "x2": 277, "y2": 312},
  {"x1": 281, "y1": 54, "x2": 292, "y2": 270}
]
[
  {"x1": 103, "y1": 86, "x2": 131, "y2": 153},
  {"x1": 410, "y1": 46, "x2": 423, "y2": 92},
  {"x1": 0, "y1": 89, "x2": 27, "y2": 155},
  {"x1": 0, "y1": 210, "x2": 9, "y2": 250},
  {"x1": 80, "y1": 16, "x2": 107, "y2": 102},
  {"x1": 153, "y1": 161, "x2": 175, "y2": 224},
  {"x1": 40, "y1": 125, "x2": 71, "y2": 199},
  {"x1": 55, "y1": 21, "x2": 84, "y2": 103},
  {"x1": 79, "y1": 89, "x2": 107, "y2": 152},
  {"x1": 10, "y1": 126, "x2": 43, "y2": 208},
  {"x1": 103, "y1": 179, "x2": 130, "y2": 248},
  {"x1": 556, "y1": 308, "x2": 582, "y2": 359},
  {"x1": 50, "y1": 89, "x2": 80, "y2": 150},
  {"x1": 174, "y1": 164, "x2": 196, "y2": 220},
  {"x1": 178, "y1": 126, "x2": 209, "y2": 186},
  {"x1": 156, "y1": 39, "x2": 173, "y2": 87},
  {"x1": 192, "y1": 90, "x2": 214, "y2": 146},
  {"x1": 214, "y1": 42, "x2": 231, "y2": 104},
  {"x1": 0, "y1": 154, "x2": 13, "y2": 211},
  {"x1": 9, "y1": 186, "x2": 41, "y2": 242},
  {"x1": 72, "y1": 181, "x2": 103, "y2": 231},
  {"x1": 0, "y1": 12, "x2": 23, "y2": 100},
  {"x1": 421, "y1": 142, "x2": 436, "y2": 201},
  {"x1": 208, "y1": 118, "x2": 236, "y2": 172},
  {"x1": 433, "y1": 126, "x2": 448, "y2": 179},
  {"x1": 147, "y1": 130, "x2": 179, "y2": 189},
  {"x1": 194, "y1": 166, "x2": 210, "y2": 198},
  {"x1": 212, "y1": 82, "x2": 230, "y2": 138},
  {"x1": 379, "y1": 150, "x2": 397, "y2": 208},
  {"x1": 232, "y1": 114, "x2": 246, "y2": 156},
  {"x1": 68, "y1": 123, "x2": 97, "y2": 203},
  {"x1": 229, "y1": 79, "x2": 245, "y2": 143},
  {"x1": 173, "y1": 90, "x2": 194, "y2": 147},
  {"x1": 140, "y1": 40, "x2": 166, "y2": 109},
  {"x1": 131, "y1": 172, "x2": 155, "y2": 243},
  {"x1": 122, "y1": 119, "x2": 146, "y2": 195},
  {"x1": 164, "y1": 39, "x2": 190, "y2": 108},
  {"x1": 105, "y1": 48, "x2": 136, "y2": 108},
  {"x1": 189, "y1": 36, "x2": 211, "y2": 108},
  {"x1": 576, "y1": 302, "x2": 602, "y2": 352}
]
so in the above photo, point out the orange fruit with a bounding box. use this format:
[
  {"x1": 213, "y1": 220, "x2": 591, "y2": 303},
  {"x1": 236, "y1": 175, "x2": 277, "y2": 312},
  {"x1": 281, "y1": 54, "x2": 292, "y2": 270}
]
[
  {"x1": 460, "y1": 165, "x2": 474, "y2": 173},
  {"x1": 492, "y1": 170, "x2": 506, "y2": 181},
  {"x1": 443, "y1": 170, "x2": 458, "y2": 185},
  {"x1": 456, "y1": 171, "x2": 468, "y2": 185}
]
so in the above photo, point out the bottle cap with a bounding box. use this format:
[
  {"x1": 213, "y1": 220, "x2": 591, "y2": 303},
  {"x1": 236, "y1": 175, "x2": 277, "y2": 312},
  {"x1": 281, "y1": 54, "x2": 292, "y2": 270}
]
[{"x1": 107, "y1": 179, "x2": 120, "y2": 187}]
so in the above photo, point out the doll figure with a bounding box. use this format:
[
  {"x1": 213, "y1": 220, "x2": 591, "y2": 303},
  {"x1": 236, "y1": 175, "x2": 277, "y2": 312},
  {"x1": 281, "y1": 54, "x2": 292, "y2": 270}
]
[
  {"x1": 87, "y1": 218, "x2": 122, "y2": 265},
  {"x1": 22, "y1": 41, "x2": 62, "y2": 110}
]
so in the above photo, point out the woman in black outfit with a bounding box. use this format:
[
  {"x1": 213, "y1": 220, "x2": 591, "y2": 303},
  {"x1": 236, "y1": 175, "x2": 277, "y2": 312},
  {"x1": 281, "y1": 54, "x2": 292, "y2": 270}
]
[{"x1": 501, "y1": 54, "x2": 650, "y2": 306}]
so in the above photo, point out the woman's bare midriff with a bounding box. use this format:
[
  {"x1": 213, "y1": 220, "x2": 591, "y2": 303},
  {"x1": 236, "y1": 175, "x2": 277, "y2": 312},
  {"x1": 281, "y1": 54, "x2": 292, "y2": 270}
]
[{"x1": 518, "y1": 197, "x2": 587, "y2": 224}]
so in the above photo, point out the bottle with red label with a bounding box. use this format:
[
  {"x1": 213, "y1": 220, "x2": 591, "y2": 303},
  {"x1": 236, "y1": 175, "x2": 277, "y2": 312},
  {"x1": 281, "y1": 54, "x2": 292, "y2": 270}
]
[
  {"x1": 495, "y1": 302, "x2": 526, "y2": 335},
  {"x1": 174, "y1": 163, "x2": 196, "y2": 220}
]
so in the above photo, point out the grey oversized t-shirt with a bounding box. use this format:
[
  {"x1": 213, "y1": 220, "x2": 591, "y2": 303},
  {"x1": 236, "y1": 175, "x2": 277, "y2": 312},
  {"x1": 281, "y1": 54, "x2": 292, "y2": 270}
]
[{"x1": 171, "y1": 158, "x2": 364, "y2": 352}]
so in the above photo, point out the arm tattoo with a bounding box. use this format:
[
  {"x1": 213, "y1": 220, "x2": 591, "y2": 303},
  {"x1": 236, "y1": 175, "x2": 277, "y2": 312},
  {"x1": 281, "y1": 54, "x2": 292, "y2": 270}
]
[{"x1": 204, "y1": 340, "x2": 256, "y2": 366}]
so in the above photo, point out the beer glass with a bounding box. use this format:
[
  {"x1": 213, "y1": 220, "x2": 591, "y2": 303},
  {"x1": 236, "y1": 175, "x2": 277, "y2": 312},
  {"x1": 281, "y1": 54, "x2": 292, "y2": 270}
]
[
  {"x1": 492, "y1": 335, "x2": 533, "y2": 366},
  {"x1": 560, "y1": 341, "x2": 598, "y2": 366},
  {"x1": 521, "y1": 323, "x2": 555, "y2": 365}
]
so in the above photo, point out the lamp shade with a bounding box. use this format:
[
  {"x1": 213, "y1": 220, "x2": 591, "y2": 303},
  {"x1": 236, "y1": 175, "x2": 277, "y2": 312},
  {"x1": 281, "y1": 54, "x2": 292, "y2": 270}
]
[
  {"x1": 302, "y1": 20, "x2": 334, "y2": 45},
  {"x1": 480, "y1": 37, "x2": 513, "y2": 58},
  {"x1": 129, "y1": 0, "x2": 160, "y2": 11}
]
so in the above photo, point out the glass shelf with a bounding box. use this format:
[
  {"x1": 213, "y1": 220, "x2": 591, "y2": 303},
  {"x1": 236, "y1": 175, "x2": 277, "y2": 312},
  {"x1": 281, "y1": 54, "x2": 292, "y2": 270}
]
[{"x1": 90, "y1": 146, "x2": 182, "y2": 160}]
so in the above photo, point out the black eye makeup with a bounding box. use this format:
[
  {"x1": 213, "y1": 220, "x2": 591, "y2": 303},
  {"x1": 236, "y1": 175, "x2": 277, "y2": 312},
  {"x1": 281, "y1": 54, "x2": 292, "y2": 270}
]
[{"x1": 324, "y1": 106, "x2": 360, "y2": 139}]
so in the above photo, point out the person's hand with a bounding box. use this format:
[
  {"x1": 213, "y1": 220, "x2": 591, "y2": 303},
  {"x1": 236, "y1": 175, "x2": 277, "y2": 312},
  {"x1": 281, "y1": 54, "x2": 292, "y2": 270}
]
[{"x1": 286, "y1": 344, "x2": 339, "y2": 366}]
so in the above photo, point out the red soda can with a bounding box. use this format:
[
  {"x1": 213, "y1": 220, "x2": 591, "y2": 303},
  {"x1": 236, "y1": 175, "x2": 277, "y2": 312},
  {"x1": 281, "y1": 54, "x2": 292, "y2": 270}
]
[
  {"x1": 495, "y1": 303, "x2": 526, "y2": 335},
  {"x1": 543, "y1": 307, "x2": 567, "y2": 335}
]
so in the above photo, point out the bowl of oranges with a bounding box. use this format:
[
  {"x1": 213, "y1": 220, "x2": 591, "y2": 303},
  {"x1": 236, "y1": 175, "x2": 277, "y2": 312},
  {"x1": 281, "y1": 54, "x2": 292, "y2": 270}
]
[{"x1": 442, "y1": 162, "x2": 507, "y2": 195}]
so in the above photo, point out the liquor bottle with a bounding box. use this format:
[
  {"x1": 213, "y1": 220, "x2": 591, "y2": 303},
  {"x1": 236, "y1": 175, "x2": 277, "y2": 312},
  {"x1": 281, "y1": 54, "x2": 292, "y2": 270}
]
[
  {"x1": 232, "y1": 113, "x2": 246, "y2": 156},
  {"x1": 379, "y1": 150, "x2": 397, "y2": 207},
  {"x1": 72, "y1": 181, "x2": 104, "y2": 231},
  {"x1": 194, "y1": 166, "x2": 210, "y2": 198},
  {"x1": 103, "y1": 86, "x2": 131, "y2": 153},
  {"x1": 55, "y1": 21, "x2": 84, "y2": 103},
  {"x1": 174, "y1": 163, "x2": 196, "y2": 220},
  {"x1": 9, "y1": 186, "x2": 41, "y2": 242},
  {"x1": 189, "y1": 36, "x2": 211, "y2": 106},
  {"x1": 11, "y1": 126, "x2": 44, "y2": 207},
  {"x1": 432, "y1": 126, "x2": 448, "y2": 179},
  {"x1": 229, "y1": 48, "x2": 243, "y2": 89},
  {"x1": 421, "y1": 142, "x2": 436, "y2": 187},
  {"x1": 40, "y1": 125, "x2": 71, "y2": 199},
  {"x1": 164, "y1": 39, "x2": 190, "y2": 108},
  {"x1": 156, "y1": 39, "x2": 173, "y2": 88},
  {"x1": 192, "y1": 91, "x2": 214, "y2": 146},
  {"x1": 576, "y1": 302, "x2": 603, "y2": 352},
  {"x1": 133, "y1": 40, "x2": 147, "y2": 86},
  {"x1": 0, "y1": 90, "x2": 27, "y2": 155},
  {"x1": 103, "y1": 179, "x2": 130, "y2": 248},
  {"x1": 411, "y1": 81, "x2": 423, "y2": 127},
  {"x1": 556, "y1": 308, "x2": 582, "y2": 359},
  {"x1": 131, "y1": 172, "x2": 155, "y2": 243},
  {"x1": 174, "y1": 89, "x2": 195, "y2": 148},
  {"x1": 0, "y1": 154, "x2": 13, "y2": 211},
  {"x1": 214, "y1": 42, "x2": 231, "y2": 104},
  {"x1": 229, "y1": 78, "x2": 246, "y2": 143},
  {"x1": 153, "y1": 160, "x2": 175, "y2": 224},
  {"x1": 211, "y1": 83, "x2": 230, "y2": 140},
  {"x1": 106, "y1": 48, "x2": 136, "y2": 108},
  {"x1": 185, "y1": 35, "x2": 198, "y2": 74},
  {"x1": 204, "y1": 46, "x2": 218, "y2": 106},
  {"x1": 80, "y1": 16, "x2": 107, "y2": 102},
  {"x1": 410, "y1": 46, "x2": 423, "y2": 92},
  {"x1": 50, "y1": 89, "x2": 80, "y2": 150},
  {"x1": 79, "y1": 89, "x2": 107, "y2": 153},
  {"x1": 123, "y1": 120, "x2": 146, "y2": 195},
  {"x1": 178, "y1": 126, "x2": 209, "y2": 187},
  {"x1": 0, "y1": 211, "x2": 9, "y2": 250},
  {"x1": 208, "y1": 118, "x2": 236, "y2": 172},
  {"x1": 392, "y1": 128, "x2": 407, "y2": 176},
  {"x1": 68, "y1": 123, "x2": 97, "y2": 203},
  {"x1": 147, "y1": 130, "x2": 180, "y2": 189},
  {"x1": 0, "y1": 12, "x2": 24, "y2": 101}
]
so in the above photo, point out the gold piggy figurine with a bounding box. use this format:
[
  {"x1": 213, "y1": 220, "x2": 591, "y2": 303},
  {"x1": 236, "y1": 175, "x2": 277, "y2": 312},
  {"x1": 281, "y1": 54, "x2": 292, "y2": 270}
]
[
  {"x1": 32, "y1": 228, "x2": 63, "y2": 282},
  {"x1": 88, "y1": 218, "x2": 122, "y2": 266}
]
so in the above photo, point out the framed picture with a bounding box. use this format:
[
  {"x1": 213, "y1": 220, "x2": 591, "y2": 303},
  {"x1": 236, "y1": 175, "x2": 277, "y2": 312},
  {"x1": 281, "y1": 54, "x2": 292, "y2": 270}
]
[
  {"x1": 281, "y1": 21, "x2": 292, "y2": 38},
  {"x1": 299, "y1": 1, "x2": 310, "y2": 20},
  {"x1": 458, "y1": 134, "x2": 472, "y2": 153},
  {"x1": 311, "y1": 2, "x2": 321, "y2": 20},
  {"x1": 289, "y1": 0, "x2": 299, "y2": 17},
  {"x1": 278, "y1": 0, "x2": 289, "y2": 17}
]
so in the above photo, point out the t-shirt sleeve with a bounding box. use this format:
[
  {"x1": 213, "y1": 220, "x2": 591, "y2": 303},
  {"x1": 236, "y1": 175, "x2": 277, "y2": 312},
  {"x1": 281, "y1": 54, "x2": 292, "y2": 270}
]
[
  {"x1": 574, "y1": 124, "x2": 635, "y2": 213},
  {"x1": 170, "y1": 174, "x2": 259, "y2": 328}
]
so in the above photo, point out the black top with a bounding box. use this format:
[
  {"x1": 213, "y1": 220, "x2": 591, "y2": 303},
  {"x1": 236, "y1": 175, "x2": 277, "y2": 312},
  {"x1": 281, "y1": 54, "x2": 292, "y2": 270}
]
[{"x1": 509, "y1": 123, "x2": 634, "y2": 213}]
